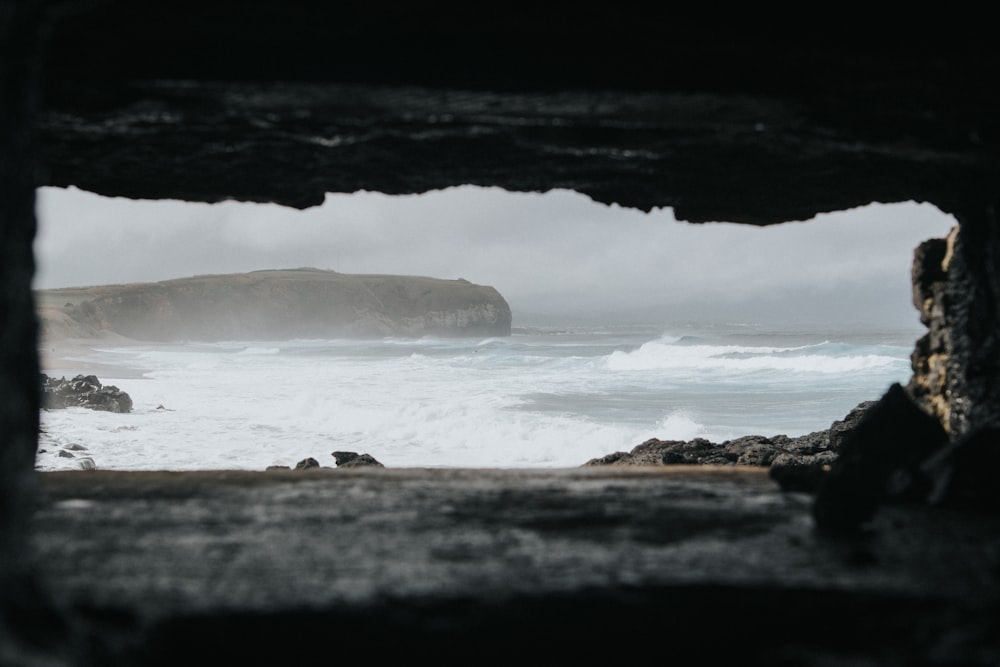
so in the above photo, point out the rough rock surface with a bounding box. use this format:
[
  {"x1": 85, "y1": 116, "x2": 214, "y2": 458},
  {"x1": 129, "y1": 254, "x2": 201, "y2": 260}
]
[
  {"x1": 908, "y1": 227, "x2": 961, "y2": 434},
  {"x1": 37, "y1": 269, "x2": 512, "y2": 341},
  {"x1": 28, "y1": 468, "x2": 1000, "y2": 665},
  {"x1": 36, "y1": 12, "x2": 1000, "y2": 227},
  {"x1": 585, "y1": 400, "x2": 875, "y2": 492},
  {"x1": 40, "y1": 374, "x2": 133, "y2": 413}
]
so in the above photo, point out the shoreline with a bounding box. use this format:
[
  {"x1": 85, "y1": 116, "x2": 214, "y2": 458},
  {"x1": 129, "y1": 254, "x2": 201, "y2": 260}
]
[{"x1": 39, "y1": 333, "x2": 151, "y2": 380}]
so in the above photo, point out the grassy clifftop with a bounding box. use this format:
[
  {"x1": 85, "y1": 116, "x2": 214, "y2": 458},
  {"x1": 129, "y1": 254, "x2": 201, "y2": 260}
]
[{"x1": 36, "y1": 268, "x2": 512, "y2": 341}]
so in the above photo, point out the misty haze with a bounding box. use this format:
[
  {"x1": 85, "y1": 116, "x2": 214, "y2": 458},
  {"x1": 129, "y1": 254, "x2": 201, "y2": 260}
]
[{"x1": 35, "y1": 185, "x2": 956, "y2": 472}]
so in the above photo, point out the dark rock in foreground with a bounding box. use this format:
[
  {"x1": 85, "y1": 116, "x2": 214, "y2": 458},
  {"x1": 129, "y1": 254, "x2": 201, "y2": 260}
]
[
  {"x1": 37, "y1": 268, "x2": 512, "y2": 341},
  {"x1": 28, "y1": 468, "x2": 1000, "y2": 666},
  {"x1": 813, "y1": 383, "x2": 949, "y2": 532},
  {"x1": 40, "y1": 374, "x2": 133, "y2": 413},
  {"x1": 584, "y1": 400, "x2": 876, "y2": 493}
]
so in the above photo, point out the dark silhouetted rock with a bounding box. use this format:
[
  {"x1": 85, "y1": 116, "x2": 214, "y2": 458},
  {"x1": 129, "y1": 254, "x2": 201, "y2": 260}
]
[
  {"x1": 40, "y1": 374, "x2": 133, "y2": 413},
  {"x1": 331, "y1": 451, "x2": 384, "y2": 468},
  {"x1": 923, "y1": 427, "x2": 1000, "y2": 511},
  {"x1": 812, "y1": 383, "x2": 948, "y2": 533},
  {"x1": 294, "y1": 458, "x2": 320, "y2": 470},
  {"x1": 769, "y1": 451, "x2": 839, "y2": 494}
]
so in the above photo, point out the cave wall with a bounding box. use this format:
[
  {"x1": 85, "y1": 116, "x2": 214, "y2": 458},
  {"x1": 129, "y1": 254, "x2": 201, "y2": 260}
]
[
  {"x1": 2, "y1": 2, "x2": 1000, "y2": 657},
  {"x1": 35, "y1": 3, "x2": 1000, "y2": 224},
  {"x1": 949, "y1": 205, "x2": 1000, "y2": 437},
  {"x1": 1, "y1": 0, "x2": 47, "y2": 659},
  {"x1": 28, "y1": 3, "x2": 1000, "y2": 443}
]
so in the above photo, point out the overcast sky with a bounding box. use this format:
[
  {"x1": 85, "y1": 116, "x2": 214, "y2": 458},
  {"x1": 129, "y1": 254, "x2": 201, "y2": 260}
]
[{"x1": 34, "y1": 185, "x2": 955, "y2": 328}]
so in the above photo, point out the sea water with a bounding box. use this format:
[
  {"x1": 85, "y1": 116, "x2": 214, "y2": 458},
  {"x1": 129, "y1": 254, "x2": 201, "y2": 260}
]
[{"x1": 37, "y1": 321, "x2": 922, "y2": 471}]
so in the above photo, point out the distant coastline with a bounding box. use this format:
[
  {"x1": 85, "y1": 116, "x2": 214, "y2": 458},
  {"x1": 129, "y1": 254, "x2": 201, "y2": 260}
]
[{"x1": 36, "y1": 268, "x2": 512, "y2": 347}]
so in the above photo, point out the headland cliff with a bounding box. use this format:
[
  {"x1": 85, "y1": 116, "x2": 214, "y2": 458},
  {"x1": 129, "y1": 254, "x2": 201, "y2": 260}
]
[{"x1": 36, "y1": 268, "x2": 512, "y2": 342}]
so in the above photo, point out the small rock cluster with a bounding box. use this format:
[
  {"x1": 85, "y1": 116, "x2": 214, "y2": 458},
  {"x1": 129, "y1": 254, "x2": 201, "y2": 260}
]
[
  {"x1": 266, "y1": 451, "x2": 384, "y2": 472},
  {"x1": 38, "y1": 442, "x2": 97, "y2": 470}
]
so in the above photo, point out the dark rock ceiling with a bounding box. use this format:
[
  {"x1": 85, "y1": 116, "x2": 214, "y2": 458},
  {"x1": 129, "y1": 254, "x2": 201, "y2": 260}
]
[{"x1": 36, "y1": 3, "x2": 1000, "y2": 225}]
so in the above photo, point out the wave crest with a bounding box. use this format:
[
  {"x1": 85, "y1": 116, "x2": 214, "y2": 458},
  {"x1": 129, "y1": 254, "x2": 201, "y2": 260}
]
[{"x1": 606, "y1": 338, "x2": 899, "y2": 374}]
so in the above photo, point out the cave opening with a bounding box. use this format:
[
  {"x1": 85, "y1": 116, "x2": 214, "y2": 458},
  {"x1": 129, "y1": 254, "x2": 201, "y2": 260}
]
[
  {"x1": 32, "y1": 185, "x2": 957, "y2": 472},
  {"x1": 4, "y1": 5, "x2": 999, "y2": 664}
]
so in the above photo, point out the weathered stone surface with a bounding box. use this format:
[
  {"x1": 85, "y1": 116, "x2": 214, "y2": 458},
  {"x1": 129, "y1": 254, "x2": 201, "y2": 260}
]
[
  {"x1": 40, "y1": 373, "x2": 133, "y2": 413},
  {"x1": 37, "y1": 269, "x2": 512, "y2": 341},
  {"x1": 908, "y1": 228, "x2": 959, "y2": 433},
  {"x1": 294, "y1": 458, "x2": 319, "y2": 470},
  {"x1": 945, "y1": 215, "x2": 1000, "y2": 440},
  {"x1": 35, "y1": 10, "x2": 1000, "y2": 227},
  {"x1": 28, "y1": 468, "x2": 1000, "y2": 665}
]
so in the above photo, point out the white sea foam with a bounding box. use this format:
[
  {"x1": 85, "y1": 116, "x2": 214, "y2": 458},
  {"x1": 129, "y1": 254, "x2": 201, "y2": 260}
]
[
  {"x1": 37, "y1": 325, "x2": 918, "y2": 472},
  {"x1": 605, "y1": 337, "x2": 901, "y2": 374},
  {"x1": 654, "y1": 412, "x2": 706, "y2": 441}
]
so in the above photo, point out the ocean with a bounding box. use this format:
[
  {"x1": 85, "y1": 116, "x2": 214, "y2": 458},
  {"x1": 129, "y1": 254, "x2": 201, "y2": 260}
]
[{"x1": 37, "y1": 320, "x2": 922, "y2": 471}]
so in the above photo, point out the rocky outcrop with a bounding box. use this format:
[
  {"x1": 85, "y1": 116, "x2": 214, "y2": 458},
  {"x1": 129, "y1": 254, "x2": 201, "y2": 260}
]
[
  {"x1": 584, "y1": 400, "x2": 876, "y2": 493},
  {"x1": 811, "y1": 220, "x2": 1000, "y2": 530},
  {"x1": 40, "y1": 374, "x2": 133, "y2": 413},
  {"x1": 907, "y1": 227, "x2": 961, "y2": 433},
  {"x1": 36, "y1": 269, "x2": 511, "y2": 341}
]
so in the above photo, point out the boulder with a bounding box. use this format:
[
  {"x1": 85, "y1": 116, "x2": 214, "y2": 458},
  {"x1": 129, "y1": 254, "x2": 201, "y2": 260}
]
[
  {"x1": 41, "y1": 374, "x2": 133, "y2": 413},
  {"x1": 331, "y1": 451, "x2": 384, "y2": 468},
  {"x1": 812, "y1": 383, "x2": 948, "y2": 532}
]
